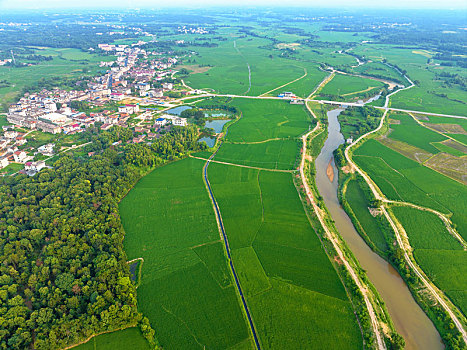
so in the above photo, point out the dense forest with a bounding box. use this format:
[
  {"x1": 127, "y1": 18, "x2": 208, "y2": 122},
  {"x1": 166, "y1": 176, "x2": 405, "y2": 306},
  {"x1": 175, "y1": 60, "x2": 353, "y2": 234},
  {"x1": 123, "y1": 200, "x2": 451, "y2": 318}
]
[{"x1": 0, "y1": 125, "x2": 205, "y2": 349}]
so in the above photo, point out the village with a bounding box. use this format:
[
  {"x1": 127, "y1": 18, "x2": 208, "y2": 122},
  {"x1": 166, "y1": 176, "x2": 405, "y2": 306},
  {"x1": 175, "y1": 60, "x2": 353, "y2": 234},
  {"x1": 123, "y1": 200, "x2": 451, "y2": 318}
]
[{"x1": 0, "y1": 40, "x2": 206, "y2": 176}]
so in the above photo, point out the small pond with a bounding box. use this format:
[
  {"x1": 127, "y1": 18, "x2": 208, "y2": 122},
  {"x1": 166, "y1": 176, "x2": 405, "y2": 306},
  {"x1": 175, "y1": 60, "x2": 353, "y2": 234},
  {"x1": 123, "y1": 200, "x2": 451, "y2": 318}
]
[
  {"x1": 198, "y1": 136, "x2": 216, "y2": 148},
  {"x1": 167, "y1": 105, "x2": 192, "y2": 115},
  {"x1": 204, "y1": 119, "x2": 231, "y2": 133}
]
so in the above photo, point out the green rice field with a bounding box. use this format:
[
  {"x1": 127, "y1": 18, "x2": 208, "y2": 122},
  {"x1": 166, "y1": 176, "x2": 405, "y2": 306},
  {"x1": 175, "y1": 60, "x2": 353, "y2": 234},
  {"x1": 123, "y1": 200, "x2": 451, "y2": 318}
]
[
  {"x1": 73, "y1": 328, "x2": 151, "y2": 350},
  {"x1": 120, "y1": 158, "x2": 252, "y2": 349},
  {"x1": 392, "y1": 207, "x2": 466, "y2": 316}
]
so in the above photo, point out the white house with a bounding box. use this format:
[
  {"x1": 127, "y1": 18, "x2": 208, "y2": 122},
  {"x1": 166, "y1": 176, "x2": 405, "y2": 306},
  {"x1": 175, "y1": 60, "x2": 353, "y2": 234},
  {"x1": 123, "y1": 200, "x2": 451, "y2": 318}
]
[
  {"x1": 13, "y1": 151, "x2": 27, "y2": 163},
  {"x1": 0, "y1": 157, "x2": 9, "y2": 169},
  {"x1": 155, "y1": 117, "x2": 167, "y2": 126},
  {"x1": 38, "y1": 143, "x2": 55, "y2": 156},
  {"x1": 25, "y1": 160, "x2": 46, "y2": 173},
  {"x1": 162, "y1": 83, "x2": 173, "y2": 90},
  {"x1": 172, "y1": 117, "x2": 187, "y2": 126}
]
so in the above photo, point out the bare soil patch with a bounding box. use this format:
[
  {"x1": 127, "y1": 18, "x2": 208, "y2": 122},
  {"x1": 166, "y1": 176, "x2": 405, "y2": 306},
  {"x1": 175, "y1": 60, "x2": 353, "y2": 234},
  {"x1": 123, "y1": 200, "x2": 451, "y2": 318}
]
[
  {"x1": 178, "y1": 64, "x2": 212, "y2": 74},
  {"x1": 424, "y1": 152, "x2": 467, "y2": 185},
  {"x1": 424, "y1": 123, "x2": 467, "y2": 134},
  {"x1": 379, "y1": 135, "x2": 433, "y2": 163},
  {"x1": 276, "y1": 43, "x2": 301, "y2": 50},
  {"x1": 326, "y1": 158, "x2": 334, "y2": 182},
  {"x1": 442, "y1": 139, "x2": 467, "y2": 154}
]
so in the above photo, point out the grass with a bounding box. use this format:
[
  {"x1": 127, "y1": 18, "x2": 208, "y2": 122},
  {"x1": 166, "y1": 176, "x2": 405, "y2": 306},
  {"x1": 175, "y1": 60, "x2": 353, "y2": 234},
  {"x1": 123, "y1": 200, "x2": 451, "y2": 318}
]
[
  {"x1": 226, "y1": 98, "x2": 311, "y2": 143},
  {"x1": 345, "y1": 179, "x2": 389, "y2": 252},
  {"x1": 73, "y1": 328, "x2": 151, "y2": 350},
  {"x1": 214, "y1": 139, "x2": 299, "y2": 170},
  {"x1": 208, "y1": 164, "x2": 362, "y2": 348},
  {"x1": 352, "y1": 61, "x2": 406, "y2": 85},
  {"x1": 120, "y1": 158, "x2": 251, "y2": 350}
]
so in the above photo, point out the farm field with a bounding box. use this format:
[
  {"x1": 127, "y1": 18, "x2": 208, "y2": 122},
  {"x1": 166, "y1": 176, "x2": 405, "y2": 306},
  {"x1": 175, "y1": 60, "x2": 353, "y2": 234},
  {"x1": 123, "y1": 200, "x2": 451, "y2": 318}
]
[
  {"x1": 392, "y1": 207, "x2": 466, "y2": 316},
  {"x1": 316, "y1": 73, "x2": 385, "y2": 101},
  {"x1": 214, "y1": 139, "x2": 299, "y2": 170},
  {"x1": 184, "y1": 36, "x2": 307, "y2": 96},
  {"x1": 120, "y1": 158, "x2": 252, "y2": 350},
  {"x1": 225, "y1": 98, "x2": 312, "y2": 142},
  {"x1": 351, "y1": 61, "x2": 406, "y2": 85},
  {"x1": 354, "y1": 139, "x2": 467, "y2": 237},
  {"x1": 73, "y1": 328, "x2": 151, "y2": 350},
  {"x1": 208, "y1": 164, "x2": 363, "y2": 349},
  {"x1": 351, "y1": 45, "x2": 467, "y2": 116},
  {"x1": 388, "y1": 113, "x2": 447, "y2": 153},
  {"x1": 0, "y1": 47, "x2": 111, "y2": 109},
  {"x1": 344, "y1": 178, "x2": 389, "y2": 253}
]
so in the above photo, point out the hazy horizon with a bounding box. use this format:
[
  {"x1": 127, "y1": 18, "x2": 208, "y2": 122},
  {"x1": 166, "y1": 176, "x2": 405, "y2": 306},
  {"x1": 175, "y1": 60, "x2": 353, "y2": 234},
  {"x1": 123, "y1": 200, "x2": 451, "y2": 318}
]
[{"x1": 0, "y1": 0, "x2": 466, "y2": 10}]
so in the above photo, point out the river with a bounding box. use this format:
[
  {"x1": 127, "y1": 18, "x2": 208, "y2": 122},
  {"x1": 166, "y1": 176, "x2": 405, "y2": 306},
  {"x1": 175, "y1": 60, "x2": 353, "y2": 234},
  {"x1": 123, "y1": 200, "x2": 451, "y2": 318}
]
[{"x1": 314, "y1": 108, "x2": 443, "y2": 350}]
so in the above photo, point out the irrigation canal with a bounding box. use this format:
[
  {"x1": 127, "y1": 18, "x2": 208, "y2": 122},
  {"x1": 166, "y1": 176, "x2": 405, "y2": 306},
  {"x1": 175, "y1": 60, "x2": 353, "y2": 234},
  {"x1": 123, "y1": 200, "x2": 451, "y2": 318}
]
[
  {"x1": 314, "y1": 108, "x2": 443, "y2": 349},
  {"x1": 203, "y1": 149, "x2": 262, "y2": 350}
]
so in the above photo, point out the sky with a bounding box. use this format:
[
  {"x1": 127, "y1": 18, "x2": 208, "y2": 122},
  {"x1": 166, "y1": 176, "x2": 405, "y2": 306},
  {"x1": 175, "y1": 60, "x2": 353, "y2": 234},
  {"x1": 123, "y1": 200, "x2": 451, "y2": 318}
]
[{"x1": 0, "y1": 0, "x2": 466, "y2": 9}]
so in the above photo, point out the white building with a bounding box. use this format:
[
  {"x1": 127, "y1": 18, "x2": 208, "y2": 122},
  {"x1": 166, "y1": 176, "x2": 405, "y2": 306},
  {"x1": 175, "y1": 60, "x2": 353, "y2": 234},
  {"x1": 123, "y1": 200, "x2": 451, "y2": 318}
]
[
  {"x1": 38, "y1": 143, "x2": 55, "y2": 156},
  {"x1": 0, "y1": 157, "x2": 9, "y2": 169},
  {"x1": 13, "y1": 151, "x2": 27, "y2": 163},
  {"x1": 155, "y1": 117, "x2": 167, "y2": 126},
  {"x1": 172, "y1": 117, "x2": 187, "y2": 126}
]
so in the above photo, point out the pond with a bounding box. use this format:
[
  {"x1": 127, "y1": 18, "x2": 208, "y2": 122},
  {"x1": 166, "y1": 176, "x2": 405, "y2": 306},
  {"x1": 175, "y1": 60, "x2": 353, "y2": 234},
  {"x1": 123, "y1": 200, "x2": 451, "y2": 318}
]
[
  {"x1": 204, "y1": 119, "x2": 231, "y2": 133},
  {"x1": 166, "y1": 105, "x2": 192, "y2": 115},
  {"x1": 198, "y1": 136, "x2": 216, "y2": 148}
]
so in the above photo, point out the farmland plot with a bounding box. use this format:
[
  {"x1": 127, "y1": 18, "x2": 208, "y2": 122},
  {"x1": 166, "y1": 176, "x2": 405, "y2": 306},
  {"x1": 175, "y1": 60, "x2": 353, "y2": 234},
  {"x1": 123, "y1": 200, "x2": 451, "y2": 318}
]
[
  {"x1": 120, "y1": 158, "x2": 252, "y2": 350},
  {"x1": 208, "y1": 164, "x2": 362, "y2": 349}
]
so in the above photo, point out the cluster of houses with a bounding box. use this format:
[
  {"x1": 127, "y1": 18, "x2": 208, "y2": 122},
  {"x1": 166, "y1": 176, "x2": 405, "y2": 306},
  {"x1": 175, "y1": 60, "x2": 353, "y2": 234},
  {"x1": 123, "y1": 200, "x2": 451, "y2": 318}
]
[
  {"x1": 1, "y1": 38, "x2": 201, "y2": 176},
  {"x1": 278, "y1": 91, "x2": 305, "y2": 104},
  {"x1": 177, "y1": 26, "x2": 209, "y2": 34}
]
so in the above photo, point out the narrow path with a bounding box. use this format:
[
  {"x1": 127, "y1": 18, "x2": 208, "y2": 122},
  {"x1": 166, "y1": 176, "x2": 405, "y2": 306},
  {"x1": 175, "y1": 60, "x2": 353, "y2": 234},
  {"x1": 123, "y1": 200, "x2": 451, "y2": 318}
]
[
  {"x1": 344, "y1": 83, "x2": 467, "y2": 345},
  {"x1": 233, "y1": 40, "x2": 251, "y2": 95},
  {"x1": 299, "y1": 104, "x2": 387, "y2": 350},
  {"x1": 308, "y1": 71, "x2": 335, "y2": 99},
  {"x1": 226, "y1": 137, "x2": 290, "y2": 145},
  {"x1": 258, "y1": 68, "x2": 307, "y2": 97},
  {"x1": 191, "y1": 155, "x2": 294, "y2": 173},
  {"x1": 202, "y1": 151, "x2": 262, "y2": 350}
]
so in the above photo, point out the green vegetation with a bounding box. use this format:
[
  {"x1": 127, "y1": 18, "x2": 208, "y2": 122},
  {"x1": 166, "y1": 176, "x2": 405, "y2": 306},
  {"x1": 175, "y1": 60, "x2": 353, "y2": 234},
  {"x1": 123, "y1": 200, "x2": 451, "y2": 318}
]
[
  {"x1": 392, "y1": 207, "x2": 466, "y2": 316},
  {"x1": 226, "y1": 98, "x2": 311, "y2": 142},
  {"x1": 354, "y1": 139, "x2": 467, "y2": 236},
  {"x1": 317, "y1": 74, "x2": 385, "y2": 101},
  {"x1": 209, "y1": 164, "x2": 362, "y2": 349},
  {"x1": 344, "y1": 178, "x2": 389, "y2": 253},
  {"x1": 120, "y1": 158, "x2": 251, "y2": 350},
  {"x1": 337, "y1": 106, "x2": 384, "y2": 140},
  {"x1": 388, "y1": 113, "x2": 447, "y2": 154},
  {"x1": 74, "y1": 328, "x2": 151, "y2": 350},
  {"x1": 214, "y1": 139, "x2": 299, "y2": 170}
]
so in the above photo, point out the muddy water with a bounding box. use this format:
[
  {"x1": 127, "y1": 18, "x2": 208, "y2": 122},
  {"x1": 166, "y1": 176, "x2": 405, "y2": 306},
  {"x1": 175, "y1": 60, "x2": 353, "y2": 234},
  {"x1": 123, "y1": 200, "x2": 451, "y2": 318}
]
[{"x1": 314, "y1": 108, "x2": 443, "y2": 350}]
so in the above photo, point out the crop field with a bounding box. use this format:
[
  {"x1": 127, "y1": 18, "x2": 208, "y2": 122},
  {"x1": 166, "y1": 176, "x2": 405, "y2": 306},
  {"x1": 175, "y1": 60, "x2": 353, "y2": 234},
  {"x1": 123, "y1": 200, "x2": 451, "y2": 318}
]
[
  {"x1": 392, "y1": 207, "x2": 466, "y2": 316},
  {"x1": 392, "y1": 207, "x2": 461, "y2": 250},
  {"x1": 354, "y1": 139, "x2": 467, "y2": 236},
  {"x1": 74, "y1": 328, "x2": 151, "y2": 350},
  {"x1": 225, "y1": 98, "x2": 311, "y2": 142},
  {"x1": 351, "y1": 45, "x2": 467, "y2": 116},
  {"x1": 264, "y1": 63, "x2": 327, "y2": 98},
  {"x1": 345, "y1": 179, "x2": 389, "y2": 252},
  {"x1": 316, "y1": 73, "x2": 384, "y2": 100},
  {"x1": 0, "y1": 48, "x2": 111, "y2": 108},
  {"x1": 214, "y1": 139, "x2": 299, "y2": 170},
  {"x1": 388, "y1": 113, "x2": 447, "y2": 153},
  {"x1": 120, "y1": 158, "x2": 251, "y2": 350},
  {"x1": 184, "y1": 36, "x2": 308, "y2": 96},
  {"x1": 352, "y1": 61, "x2": 406, "y2": 85},
  {"x1": 208, "y1": 164, "x2": 362, "y2": 349}
]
